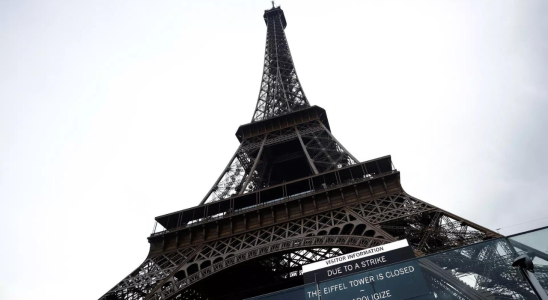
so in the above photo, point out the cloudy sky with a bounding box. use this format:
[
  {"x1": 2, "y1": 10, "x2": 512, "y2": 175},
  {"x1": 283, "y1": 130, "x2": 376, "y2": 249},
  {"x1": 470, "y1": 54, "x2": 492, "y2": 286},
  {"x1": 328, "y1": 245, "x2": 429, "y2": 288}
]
[{"x1": 1, "y1": 0, "x2": 548, "y2": 299}]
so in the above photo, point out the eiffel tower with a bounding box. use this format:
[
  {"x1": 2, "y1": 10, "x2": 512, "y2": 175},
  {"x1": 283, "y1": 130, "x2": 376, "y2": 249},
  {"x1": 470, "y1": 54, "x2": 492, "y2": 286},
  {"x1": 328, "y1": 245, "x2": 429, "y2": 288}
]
[{"x1": 100, "y1": 5, "x2": 502, "y2": 300}]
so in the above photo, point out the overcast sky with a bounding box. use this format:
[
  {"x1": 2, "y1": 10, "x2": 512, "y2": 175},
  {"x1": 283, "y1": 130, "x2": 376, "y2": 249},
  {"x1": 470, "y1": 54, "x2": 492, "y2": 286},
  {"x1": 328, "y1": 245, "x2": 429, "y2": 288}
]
[{"x1": 1, "y1": 0, "x2": 548, "y2": 299}]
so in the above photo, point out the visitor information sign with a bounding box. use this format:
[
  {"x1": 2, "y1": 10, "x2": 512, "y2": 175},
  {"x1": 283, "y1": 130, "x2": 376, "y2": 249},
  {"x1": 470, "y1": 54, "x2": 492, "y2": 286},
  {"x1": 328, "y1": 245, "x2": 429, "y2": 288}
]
[
  {"x1": 302, "y1": 240, "x2": 431, "y2": 300},
  {"x1": 303, "y1": 260, "x2": 430, "y2": 300},
  {"x1": 302, "y1": 240, "x2": 415, "y2": 283}
]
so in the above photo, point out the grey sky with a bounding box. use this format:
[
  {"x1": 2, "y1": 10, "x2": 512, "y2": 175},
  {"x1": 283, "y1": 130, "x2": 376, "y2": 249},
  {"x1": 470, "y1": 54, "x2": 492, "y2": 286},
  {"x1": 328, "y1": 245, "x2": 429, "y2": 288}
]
[{"x1": 1, "y1": 0, "x2": 547, "y2": 299}]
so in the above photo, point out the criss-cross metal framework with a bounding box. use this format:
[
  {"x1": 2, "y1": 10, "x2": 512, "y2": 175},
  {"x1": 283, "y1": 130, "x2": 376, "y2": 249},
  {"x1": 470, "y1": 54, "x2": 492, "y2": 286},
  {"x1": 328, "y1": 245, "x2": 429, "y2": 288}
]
[
  {"x1": 99, "y1": 5, "x2": 506, "y2": 300},
  {"x1": 201, "y1": 120, "x2": 357, "y2": 204},
  {"x1": 252, "y1": 6, "x2": 309, "y2": 122}
]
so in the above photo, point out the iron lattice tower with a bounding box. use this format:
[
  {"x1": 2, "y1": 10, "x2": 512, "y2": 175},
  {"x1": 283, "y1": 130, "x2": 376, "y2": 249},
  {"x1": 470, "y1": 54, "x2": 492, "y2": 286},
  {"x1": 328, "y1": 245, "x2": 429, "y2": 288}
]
[{"x1": 100, "y1": 6, "x2": 504, "y2": 300}]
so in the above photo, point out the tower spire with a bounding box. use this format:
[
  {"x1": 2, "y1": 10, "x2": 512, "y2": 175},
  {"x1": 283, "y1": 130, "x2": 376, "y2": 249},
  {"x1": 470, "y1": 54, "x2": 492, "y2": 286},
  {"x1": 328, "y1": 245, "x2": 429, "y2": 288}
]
[{"x1": 252, "y1": 6, "x2": 310, "y2": 122}]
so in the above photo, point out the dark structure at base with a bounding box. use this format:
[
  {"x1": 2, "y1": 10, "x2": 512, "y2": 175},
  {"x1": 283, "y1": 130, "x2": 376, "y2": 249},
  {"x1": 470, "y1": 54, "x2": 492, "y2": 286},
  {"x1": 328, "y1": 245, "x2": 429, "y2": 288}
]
[{"x1": 100, "y1": 5, "x2": 502, "y2": 300}]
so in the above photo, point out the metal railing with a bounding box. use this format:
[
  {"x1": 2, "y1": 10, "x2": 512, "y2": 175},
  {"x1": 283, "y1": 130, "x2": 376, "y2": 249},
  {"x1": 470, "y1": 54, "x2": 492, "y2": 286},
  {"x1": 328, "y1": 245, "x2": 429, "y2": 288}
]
[{"x1": 150, "y1": 170, "x2": 398, "y2": 237}]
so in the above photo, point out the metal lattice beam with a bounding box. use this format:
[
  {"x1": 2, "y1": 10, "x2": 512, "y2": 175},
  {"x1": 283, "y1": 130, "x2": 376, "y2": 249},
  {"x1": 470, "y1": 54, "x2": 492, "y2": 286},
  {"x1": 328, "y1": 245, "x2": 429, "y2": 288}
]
[{"x1": 252, "y1": 7, "x2": 309, "y2": 122}]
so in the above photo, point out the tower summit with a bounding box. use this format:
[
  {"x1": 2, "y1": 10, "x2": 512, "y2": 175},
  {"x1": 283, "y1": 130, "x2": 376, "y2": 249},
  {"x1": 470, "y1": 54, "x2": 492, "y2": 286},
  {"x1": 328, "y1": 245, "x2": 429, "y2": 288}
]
[
  {"x1": 252, "y1": 5, "x2": 308, "y2": 122},
  {"x1": 100, "y1": 6, "x2": 500, "y2": 300}
]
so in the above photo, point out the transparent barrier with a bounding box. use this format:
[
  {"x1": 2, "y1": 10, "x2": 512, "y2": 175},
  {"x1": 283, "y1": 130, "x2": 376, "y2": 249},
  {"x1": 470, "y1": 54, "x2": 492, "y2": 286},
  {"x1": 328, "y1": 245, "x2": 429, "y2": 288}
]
[
  {"x1": 418, "y1": 238, "x2": 533, "y2": 300},
  {"x1": 509, "y1": 226, "x2": 548, "y2": 293},
  {"x1": 245, "y1": 234, "x2": 548, "y2": 300}
]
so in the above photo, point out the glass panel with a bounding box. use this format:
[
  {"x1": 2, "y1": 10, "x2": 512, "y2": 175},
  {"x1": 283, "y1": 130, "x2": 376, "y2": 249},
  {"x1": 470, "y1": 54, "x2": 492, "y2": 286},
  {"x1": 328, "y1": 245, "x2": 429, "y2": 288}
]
[
  {"x1": 419, "y1": 238, "x2": 535, "y2": 300},
  {"x1": 509, "y1": 226, "x2": 548, "y2": 293}
]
